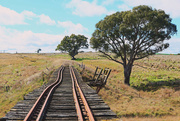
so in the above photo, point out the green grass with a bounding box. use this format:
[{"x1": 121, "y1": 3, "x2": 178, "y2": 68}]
[
  {"x1": 75, "y1": 57, "x2": 95, "y2": 61},
  {"x1": 47, "y1": 53, "x2": 71, "y2": 59},
  {"x1": 74, "y1": 54, "x2": 180, "y2": 119}
]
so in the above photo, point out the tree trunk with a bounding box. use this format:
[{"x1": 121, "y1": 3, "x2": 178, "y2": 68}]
[
  {"x1": 71, "y1": 56, "x2": 76, "y2": 60},
  {"x1": 124, "y1": 64, "x2": 133, "y2": 86}
]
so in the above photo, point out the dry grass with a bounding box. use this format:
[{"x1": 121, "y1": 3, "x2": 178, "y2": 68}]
[
  {"x1": 119, "y1": 116, "x2": 180, "y2": 121},
  {"x1": 0, "y1": 53, "x2": 68, "y2": 117},
  {"x1": 76, "y1": 53, "x2": 180, "y2": 121},
  {"x1": 0, "y1": 52, "x2": 180, "y2": 121},
  {"x1": 102, "y1": 116, "x2": 180, "y2": 121}
]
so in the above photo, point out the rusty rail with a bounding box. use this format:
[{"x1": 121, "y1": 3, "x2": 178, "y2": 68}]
[
  {"x1": 70, "y1": 66, "x2": 95, "y2": 121},
  {"x1": 24, "y1": 66, "x2": 64, "y2": 121}
]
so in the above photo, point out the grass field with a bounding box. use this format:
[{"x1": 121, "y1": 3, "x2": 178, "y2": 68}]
[
  {"x1": 0, "y1": 53, "x2": 68, "y2": 117},
  {"x1": 0, "y1": 52, "x2": 180, "y2": 121},
  {"x1": 76, "y1": 53, "x2": 180, "y2": 120}
]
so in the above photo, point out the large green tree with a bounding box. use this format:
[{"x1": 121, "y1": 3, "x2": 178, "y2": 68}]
[
  {"x1": 56, "y1": 34, "x2": 88, "y2": 60},
  {"x1": 90, "y1": 5, "x2": 177, "y2": 85}
]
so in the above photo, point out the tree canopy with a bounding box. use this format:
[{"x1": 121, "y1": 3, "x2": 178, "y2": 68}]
[
  {"x1": 56, "y1": 34, "x2": 88, "y2": 60},
  {"x1": 90, "y1": 5, "x2": 177, "y2": 85}
]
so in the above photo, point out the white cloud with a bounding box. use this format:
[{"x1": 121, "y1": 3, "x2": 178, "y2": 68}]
[
  {"x1": 21, "y1": 11, "x2": 56, "y2": 25},
  {"x1": 66, "y1": 0, "x2": 108, "y2": 16},
  {"x1": 57, "y1": 21, "x2": 88, "y2": 34},
  {"x1": 0, "y1": 5, "x2": 56, "y2": 26},
  {"x1": 0, "y1": 5, "x2": 26, "y2": 25},
  {"x1": 0, "y1": 26, "x2": 63, "y2": 53},
  {"x1": 106, "y1": 10, "x2": 116, "y2": 15},
  {"x1": 122, "y1": 0, "x2": 180, "y2": 18},
  {"x1": 160, "y1": 38, "x2": 180, "y2": 54},
  {"x1": 102, "y1": 0, "x2": 115, "y2": 5},
  {"x1": 118, "y1": 4, "x2": 131, "y2": 11},
  {"x1": 39, "y1": 14, "x2": 56, "y2": 25},
  {"x1": 21, "y1": 10, "x2": 37, "y2": 20}
]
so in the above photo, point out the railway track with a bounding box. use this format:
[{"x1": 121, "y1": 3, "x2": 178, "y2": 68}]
[
  {"x1": 70, "y1": 66, "x2": 95, "y2": 121},
  {"x1": 3, "y1": 65, "x2": 116, "y2": 121},
  {"x1": 24, "y1": 66, "x2": 65, "y2": 121},
  {"x1": 24, "y1": 66, "x2": 95, "y2": 121}
]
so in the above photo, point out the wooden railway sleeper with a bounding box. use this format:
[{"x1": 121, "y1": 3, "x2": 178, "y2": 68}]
[
  {"x1": 24, "y1": 66, "x2": 64, "y2": 121},
  {"x1": 70, "y1": 66, "x2": 95, "y2": 121}
]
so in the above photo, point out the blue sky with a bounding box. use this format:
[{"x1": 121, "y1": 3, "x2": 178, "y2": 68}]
[{"x1": 0, "y1": 0, "x2": 179, "y2": 53}]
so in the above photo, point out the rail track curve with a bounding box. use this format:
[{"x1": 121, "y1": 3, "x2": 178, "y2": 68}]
[{"x1": 3, "y1": 65, "x2": 116, "y2": 121}]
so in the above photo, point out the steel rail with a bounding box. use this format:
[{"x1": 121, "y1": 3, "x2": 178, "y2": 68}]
[
  {"x1": 70, "y1": 67, "x2": 84, "y2": 121},
  {"x1": 36, "y1": 66, "x2": 64, "y2": 121},
  {"x1": 24, "y1": 66, "x2": 64, "y2": 121},
  {"x1": 70, "y1": 66, "x2": 95, "y2": 121}
]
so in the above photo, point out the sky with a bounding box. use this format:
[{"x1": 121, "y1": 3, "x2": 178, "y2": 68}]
[{"x1": 0, "y1": 0, "x2": 180, "y2": 54}]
